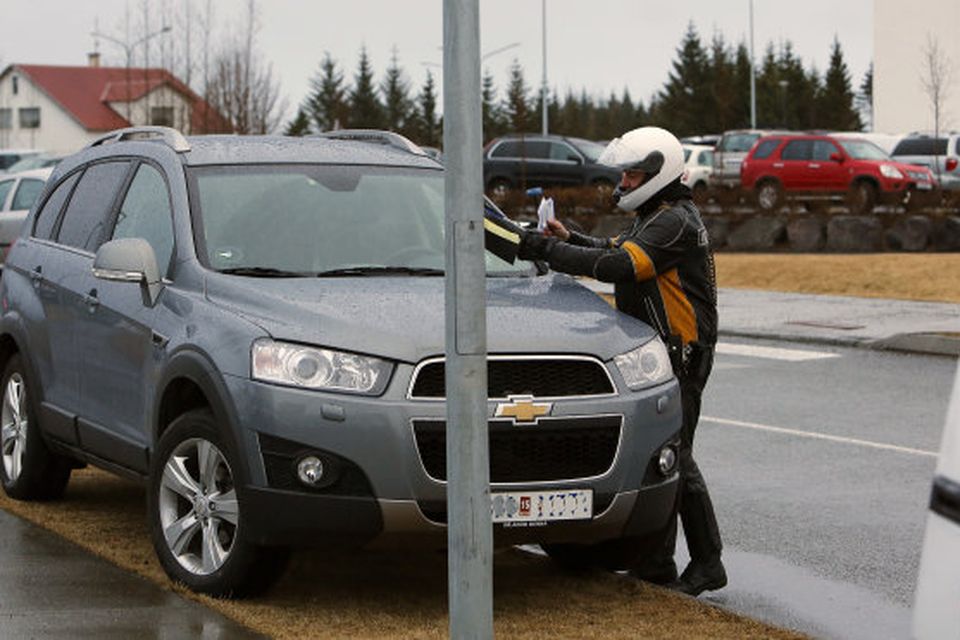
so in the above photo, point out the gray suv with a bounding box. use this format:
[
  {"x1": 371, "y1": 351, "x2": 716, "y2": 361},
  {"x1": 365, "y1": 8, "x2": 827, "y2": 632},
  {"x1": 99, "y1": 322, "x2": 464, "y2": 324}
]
[{"x1": 0, "y1": 127, "x2": 681, "y2": 596}]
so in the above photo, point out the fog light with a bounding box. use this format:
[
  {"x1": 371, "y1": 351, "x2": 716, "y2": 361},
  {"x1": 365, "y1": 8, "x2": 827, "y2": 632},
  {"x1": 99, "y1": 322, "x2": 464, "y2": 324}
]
[
  {"x1": 658, "y1": 446, "x2": 677, "y2": 476},
  {"x1": 296, "y1": 456, "x2": 325, "y2": 486}
]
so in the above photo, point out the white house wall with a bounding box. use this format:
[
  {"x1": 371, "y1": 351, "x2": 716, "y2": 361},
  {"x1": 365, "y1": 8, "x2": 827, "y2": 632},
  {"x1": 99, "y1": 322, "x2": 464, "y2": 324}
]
[
  {"x1": 0, "y1": 70, "x2": 100, "y2": 154},
  {"x1": 117, "y1": 85, "x2": 195, "y2": 132},
  {"x1": 875, "y1": 0, "x2": 960, "y2": 134}
]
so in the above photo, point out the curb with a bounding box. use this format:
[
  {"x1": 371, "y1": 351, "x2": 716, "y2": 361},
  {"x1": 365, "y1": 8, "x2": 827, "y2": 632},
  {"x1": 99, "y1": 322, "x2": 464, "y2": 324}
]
[{"x1": 719, "y1": 329, "x2": 960, "y2": 358}]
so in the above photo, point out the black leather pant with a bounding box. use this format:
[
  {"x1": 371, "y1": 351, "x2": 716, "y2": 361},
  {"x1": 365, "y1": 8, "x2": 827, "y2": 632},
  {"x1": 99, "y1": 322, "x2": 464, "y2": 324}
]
[{"x1": 653, "y1": 349, "x2": 724, "y2": 567}]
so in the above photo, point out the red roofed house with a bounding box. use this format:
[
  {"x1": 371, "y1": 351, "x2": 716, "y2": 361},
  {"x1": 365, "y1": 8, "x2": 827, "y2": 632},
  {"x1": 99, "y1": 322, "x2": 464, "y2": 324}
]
[{"x1": 0, "y1": 54, "x2": 231, "y2": 154}]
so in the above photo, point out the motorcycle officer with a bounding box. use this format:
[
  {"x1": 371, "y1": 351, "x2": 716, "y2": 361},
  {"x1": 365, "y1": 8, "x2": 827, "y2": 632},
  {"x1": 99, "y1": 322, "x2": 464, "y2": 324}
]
[{"x1": 517, "y1": 126, "x2": 726, "y2": 596}]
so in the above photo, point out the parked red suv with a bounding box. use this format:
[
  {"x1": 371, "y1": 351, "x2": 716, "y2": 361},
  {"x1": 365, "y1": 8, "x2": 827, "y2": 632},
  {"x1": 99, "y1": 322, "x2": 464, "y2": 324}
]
[{"x1": 740, "y1": 134, "x2": 937, "y2": 213}]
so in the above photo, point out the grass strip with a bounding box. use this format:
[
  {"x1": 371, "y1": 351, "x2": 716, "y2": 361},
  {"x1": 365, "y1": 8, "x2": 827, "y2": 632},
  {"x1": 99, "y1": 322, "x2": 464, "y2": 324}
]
[
  {"x1": 0, "y1": 469, "x2": 805, "y2": 639},
  {"x1": 714, "y1": 253, "x2": 960, "y2": 303}
]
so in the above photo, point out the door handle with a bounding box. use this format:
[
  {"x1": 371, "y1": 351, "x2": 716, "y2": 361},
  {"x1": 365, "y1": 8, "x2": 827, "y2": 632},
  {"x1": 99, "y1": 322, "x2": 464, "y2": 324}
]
[
  {"x1": 809, "y1": 163, "x2": 821, "y2": 169},
  {"x1": 30, "y1": 266, "x2": 43, "y2": 287},
  {"x1": 773, "y1": 163, "x2": 784, "y2": 168},
  {"x1": 83, "y1": 289, "x2": 100, "y2": 312}
]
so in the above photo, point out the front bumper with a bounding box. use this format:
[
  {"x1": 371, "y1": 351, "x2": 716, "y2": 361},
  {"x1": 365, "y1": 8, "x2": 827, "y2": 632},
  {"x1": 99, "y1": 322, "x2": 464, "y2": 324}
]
[{"x1": 223, "y1": 363, "x2": 682, "y2": 548}]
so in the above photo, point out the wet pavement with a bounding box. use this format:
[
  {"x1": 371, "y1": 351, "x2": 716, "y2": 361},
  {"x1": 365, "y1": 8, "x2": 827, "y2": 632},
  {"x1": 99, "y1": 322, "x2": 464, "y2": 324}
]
[
  {"x1": 0, "y1": 510, "x2": 262, "y2": 639},
  {"x1": 582, "y1": 281, "x2": 960, "y2": 357}
]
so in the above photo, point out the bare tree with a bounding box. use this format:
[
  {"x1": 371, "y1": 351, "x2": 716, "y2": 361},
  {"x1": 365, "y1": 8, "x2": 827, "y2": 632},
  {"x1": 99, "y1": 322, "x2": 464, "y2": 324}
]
[
  {"x1": 920, "y1": 33, "x2": 954, "y2": 181},
  {"x1": 204, "y1": 0, "x2": 285, "y2": 134}
]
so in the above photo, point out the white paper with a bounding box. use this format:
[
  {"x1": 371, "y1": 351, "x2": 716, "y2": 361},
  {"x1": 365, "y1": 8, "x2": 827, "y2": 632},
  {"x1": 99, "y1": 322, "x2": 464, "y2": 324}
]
[{"x1": 537, "y1": 197, "x2": 555, "y2": 231}]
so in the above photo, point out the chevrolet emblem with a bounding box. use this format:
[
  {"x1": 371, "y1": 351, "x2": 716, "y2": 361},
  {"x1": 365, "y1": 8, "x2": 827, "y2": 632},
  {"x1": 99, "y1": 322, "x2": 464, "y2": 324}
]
[{"x1": 495, "y1": 395, "x2": 552, "y2": 424}]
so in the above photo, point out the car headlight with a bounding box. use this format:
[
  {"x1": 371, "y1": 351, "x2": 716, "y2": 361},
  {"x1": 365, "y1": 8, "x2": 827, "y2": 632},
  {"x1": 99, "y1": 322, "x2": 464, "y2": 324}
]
[
  {"x1": 614, "y1": 339, "x2": 673, "y2": 391},
  {"x1": 252, "y1": 339, "x2": 393, "y2": 395},
  {"x1": 880, "y1": 164, "x2": 904, "y2": 179}
]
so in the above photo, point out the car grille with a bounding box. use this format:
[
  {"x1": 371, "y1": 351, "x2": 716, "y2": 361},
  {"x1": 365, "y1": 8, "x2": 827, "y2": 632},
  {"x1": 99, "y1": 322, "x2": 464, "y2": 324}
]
[
  {"x1": 409, "y1": 357, "x2": 614, "y2": 399},
  {"x1": 412, "y1": 416, "x2": 621, "y2": 483},
  {"x1": 908, "y1": 170, "x2": 930, "y2": 180}
]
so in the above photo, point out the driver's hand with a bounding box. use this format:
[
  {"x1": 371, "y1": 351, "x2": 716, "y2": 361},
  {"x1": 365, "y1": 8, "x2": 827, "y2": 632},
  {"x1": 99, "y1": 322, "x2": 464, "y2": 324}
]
[{"x1": 544, "y1": 218, "x2": 570, "y2": 241}]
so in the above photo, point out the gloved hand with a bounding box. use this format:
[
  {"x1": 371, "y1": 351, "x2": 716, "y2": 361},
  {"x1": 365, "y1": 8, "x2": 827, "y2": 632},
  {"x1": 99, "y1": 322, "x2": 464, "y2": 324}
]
[{"x1": 518, "y1": 229, "x2": 555, "y2": 262}]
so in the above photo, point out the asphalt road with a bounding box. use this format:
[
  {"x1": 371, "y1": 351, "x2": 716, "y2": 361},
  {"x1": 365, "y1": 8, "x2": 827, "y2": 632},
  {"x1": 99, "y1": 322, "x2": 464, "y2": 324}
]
[{"x1": 686, "y1": 338, "x2": 956, "y2": 640}]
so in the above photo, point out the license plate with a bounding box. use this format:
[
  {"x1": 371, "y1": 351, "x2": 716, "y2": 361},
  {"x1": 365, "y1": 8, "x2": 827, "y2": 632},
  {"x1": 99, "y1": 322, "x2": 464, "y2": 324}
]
[
  {"x1": 490, "y1": 489, "x2": 593, "y2": 524},
  {"x1": 916, "y1": 182, "x2": 932, "y2": 190}
]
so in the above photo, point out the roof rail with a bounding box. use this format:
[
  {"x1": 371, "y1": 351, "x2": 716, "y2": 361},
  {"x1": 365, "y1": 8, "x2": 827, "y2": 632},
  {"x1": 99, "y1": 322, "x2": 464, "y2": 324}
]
[
  {"x1": 311, "y1": 129, "x2": 427, "y2": 156},
  {"x1": 87, "y1": 126, "x2": 191, "y2": 152}
]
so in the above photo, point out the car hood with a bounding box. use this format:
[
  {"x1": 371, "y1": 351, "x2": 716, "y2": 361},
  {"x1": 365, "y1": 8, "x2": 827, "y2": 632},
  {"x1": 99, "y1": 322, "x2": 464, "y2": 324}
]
[{"x1": 203, "y1": 273, "x2": 655, "y2": 363}]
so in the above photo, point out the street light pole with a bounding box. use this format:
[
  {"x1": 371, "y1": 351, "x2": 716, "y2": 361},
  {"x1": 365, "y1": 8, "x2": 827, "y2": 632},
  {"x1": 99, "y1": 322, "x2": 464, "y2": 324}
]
[
  {"x1": 443, "y1": 0, "x2": 492, "y2": 638},
  {"x1": 750, "y1": 0, "x2": 756, "y2": 129},
  {"x1": 541, "y1": 0, "x2": 548, "y2": 135}
]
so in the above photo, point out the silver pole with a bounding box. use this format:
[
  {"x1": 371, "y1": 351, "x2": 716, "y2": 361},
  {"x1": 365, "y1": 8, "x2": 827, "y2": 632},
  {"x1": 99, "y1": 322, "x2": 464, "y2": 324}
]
[
  {"x1": 749, "y1": 0, "x2": 756, "y2": 128},
  {"x1": 541, "y1": 0, "x2": 548, "y2": 135},
  {"x1": 443, "y1": 0, "x2": 493, "y2": 638}
]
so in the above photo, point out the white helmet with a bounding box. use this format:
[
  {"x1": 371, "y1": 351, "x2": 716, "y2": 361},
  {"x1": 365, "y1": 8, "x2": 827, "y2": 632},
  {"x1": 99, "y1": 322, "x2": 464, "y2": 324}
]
[{"x1": 597, "y1": 126, "x2": 685, "y2": 212}]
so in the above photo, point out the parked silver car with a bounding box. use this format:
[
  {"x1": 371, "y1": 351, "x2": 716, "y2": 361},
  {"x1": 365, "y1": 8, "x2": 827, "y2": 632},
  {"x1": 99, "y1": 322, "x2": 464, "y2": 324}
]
[
  {"x1": 891, "y1": 133, "x2": 960, "y2": 196},
  {"x1": 0, "y1": 167, "x2": 51, "y2": 263},
  {"x1": 0, "y1": 127, "x2": 681, "y2": 596}
]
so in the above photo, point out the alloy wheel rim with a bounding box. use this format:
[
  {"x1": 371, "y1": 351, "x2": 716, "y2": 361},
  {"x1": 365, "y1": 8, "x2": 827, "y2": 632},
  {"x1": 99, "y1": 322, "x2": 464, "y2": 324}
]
[
  {"x1": 158, "y1": 438, "x2": 239, "y2": 576},
  {"x1": 1, "y1": 373, "x2": 27, "y2": 482},
  {"x1": 758, "y1": 185, "x2": 777, "y2": 210}
]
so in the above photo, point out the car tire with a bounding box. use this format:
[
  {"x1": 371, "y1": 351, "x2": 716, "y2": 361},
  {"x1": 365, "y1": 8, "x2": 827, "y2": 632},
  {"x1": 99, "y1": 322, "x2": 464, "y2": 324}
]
[
  {"x1": 148, "y1": 408, "x2": 288, "y2": 597},
  {"x1": 487, "y1": 178, "x2": 511, "y2": 200},
  {"x1": 846, "y1": 180, "x2": 877, "y2": 215},
  {"x1": 0, "y1": 354, "x2": 72, "y2": 501},
  {"x1": 754, "y1": 179, "x2": 784, "y2": 213}
]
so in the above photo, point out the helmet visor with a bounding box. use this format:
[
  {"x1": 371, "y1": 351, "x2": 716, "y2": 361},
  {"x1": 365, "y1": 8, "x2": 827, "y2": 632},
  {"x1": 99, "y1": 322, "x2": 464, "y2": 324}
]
[{"x1": 598, "y1": 137, "x2": 665, "y2": 174}]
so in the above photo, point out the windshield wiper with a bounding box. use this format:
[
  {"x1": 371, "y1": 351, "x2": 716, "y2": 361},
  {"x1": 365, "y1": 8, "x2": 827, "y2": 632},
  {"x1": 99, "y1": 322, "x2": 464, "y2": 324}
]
[
  {"x1": 315, "y1": 266, "x2": 445, "y2": 277},
  {"x1": 218, "y1": 267, "x2": 309, "y2": 278}
]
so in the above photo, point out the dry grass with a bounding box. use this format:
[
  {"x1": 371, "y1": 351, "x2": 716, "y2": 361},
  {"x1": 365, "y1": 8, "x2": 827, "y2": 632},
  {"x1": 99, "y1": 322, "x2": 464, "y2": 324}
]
[
  {"x1": 714, "y1": 253, "x2": 960, "y2": 303},
  {"x1": 0, "y1": 468, "x2": 804, "y2": 640}
]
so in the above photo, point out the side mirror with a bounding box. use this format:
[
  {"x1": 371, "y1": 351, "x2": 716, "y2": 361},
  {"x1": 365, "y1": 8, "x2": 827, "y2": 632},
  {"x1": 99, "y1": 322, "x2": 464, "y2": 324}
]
[
  {"x1": 830, "y1": 152, "x2": 844, "y2": 163},
  {"x1": 93, "y1": 238, "x2": 163, "y2": 306},
  {"x1": 567, "y1": 155, "x2": 583, "y2": 164}
]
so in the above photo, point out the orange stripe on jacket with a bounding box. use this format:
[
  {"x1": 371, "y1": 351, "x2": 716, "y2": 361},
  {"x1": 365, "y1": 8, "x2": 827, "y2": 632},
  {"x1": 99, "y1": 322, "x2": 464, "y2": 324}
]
[
  {"x1": 621, "y1": 241, "x2": 655, "y2": 281},
  {"x1": 657, "y1": 268, "x2": 699, "y2": 345}
]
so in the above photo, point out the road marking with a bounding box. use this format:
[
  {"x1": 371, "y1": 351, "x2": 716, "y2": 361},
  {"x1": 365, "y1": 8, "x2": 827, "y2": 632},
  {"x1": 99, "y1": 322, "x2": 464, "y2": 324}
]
[
  {"x1": 701, "y1": 415, "x2": 938, "y2": 458},
  {"x1": 715, "y1": 342, "x2": 840, "y2": 362}
]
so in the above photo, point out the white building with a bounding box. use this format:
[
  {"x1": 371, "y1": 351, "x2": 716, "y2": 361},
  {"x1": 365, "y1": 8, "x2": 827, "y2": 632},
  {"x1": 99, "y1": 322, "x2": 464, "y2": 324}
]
[
  {"x1": 0, "y1": 55, "x2": 230, "y2": 155},
  {"x1": 874, "y1": 0, "x2": 960, "y2": 134}
]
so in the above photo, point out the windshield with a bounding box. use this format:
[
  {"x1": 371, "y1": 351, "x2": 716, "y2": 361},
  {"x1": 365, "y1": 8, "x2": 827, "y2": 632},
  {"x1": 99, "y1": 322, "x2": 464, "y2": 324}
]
[
  {"x1": 568, "y1": 137, "x2": 606, "y2": 162},
  {"x1": 838, "y1": 140, "x2": 891, "y2": 161},
  {"x1": 187, "y1": 164, "x2": 530, "y2": 277}
]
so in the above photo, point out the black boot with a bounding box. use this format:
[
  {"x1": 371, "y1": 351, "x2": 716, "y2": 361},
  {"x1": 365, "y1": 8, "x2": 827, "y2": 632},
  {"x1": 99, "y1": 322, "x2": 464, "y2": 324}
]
[{"x1": 669, "y1": 558, "x2": 727, "y2": 596}]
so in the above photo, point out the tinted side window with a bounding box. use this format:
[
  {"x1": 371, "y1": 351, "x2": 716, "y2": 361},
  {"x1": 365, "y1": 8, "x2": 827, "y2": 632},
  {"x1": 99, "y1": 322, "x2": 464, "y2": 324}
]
[
  {"x1": 33, "y1": 172, "x2": 81, "y2": 240},
  {"x1": 57, "y1": 162, "x2": 130, "y2": 251},
  {"x1": 111, "y1": 164, "x2": 175, "y2": 275},
  {"x1": 698, "y1": 150, "x2": 713, "y2": 166},
  {"x1": 812, "y1": 140, "x2": 839, "y2": 161},
  {"x1": 549, "y1": 142, "x2": 579, "y2": 161},
  {"x1": 491, "y1": 141, "x2": 522, "y2": 158},
  {"x1": 781, "y1": 140, "x2": 813, "y2": 161},
  {"x1": 892, "y1": 138, "x2": 947, "y2": 156},
  {"x1": 12, "y1": 178, "x2": 45, "y2": 211},
  {"x1": 0, "y1": 180, "x2": 13, "y2": 209},
  {"x1": 753, "y1": 139, "x2": 781, "y2": 159}
]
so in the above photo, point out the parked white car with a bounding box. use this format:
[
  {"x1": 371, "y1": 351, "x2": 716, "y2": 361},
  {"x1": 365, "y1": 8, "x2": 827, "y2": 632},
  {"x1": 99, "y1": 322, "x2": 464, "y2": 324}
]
[
  {"x1": 681, "y1": 144, "x2": 713, "y2": 204},
  {"x1": 0, "y1": 167, "x2": 52, "y2": 263},
  {"x1": 913, "y1": 360, "x2": 960, "y2": 639}
]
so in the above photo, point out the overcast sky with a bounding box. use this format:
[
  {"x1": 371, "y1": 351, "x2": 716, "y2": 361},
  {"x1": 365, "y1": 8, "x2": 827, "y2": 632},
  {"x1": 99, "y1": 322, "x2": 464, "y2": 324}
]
[{"x1": 2, "y1": 0, "x2": 873, "y2": 122}]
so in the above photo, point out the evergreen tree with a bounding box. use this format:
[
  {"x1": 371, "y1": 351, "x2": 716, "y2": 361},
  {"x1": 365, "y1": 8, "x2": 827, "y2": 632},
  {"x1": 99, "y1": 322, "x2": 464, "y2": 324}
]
[
  {"x1": 307, "y1": 53, "x2": 347, "y2": 131},
  {"x1": 652, "y1": 22, "x2": 711, "y2": 136},
  {"x1": 732, "y1": 42, "x2": 754, "y2": 129},
  {"x1": 817, "y1": 37, "x2": 863, "y2": 131},
  {"x1": 481, "y1": 69, "x2": 505, "y2": 140},
  {"x1": 381, "y1": 46, "x2": 413, "y2": 134},
  {"x1": 284, "y1": 107, "x2": 311, "y2": 136},
  {"x1": 414, "y1": 71, "x2": 439, "y2": 146},
  {"x1": 503, "y1": 59, "x2": 531, "y2": 133},
  {"x1": 707, "y1": 34, "x2": 738, "y2": 133},
  {"x1": 348, "y1": 47, "x2": 384, "y2": 128},
  {"x1": 858, "y1": 62, "x2": 873, "y2": 130}
]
